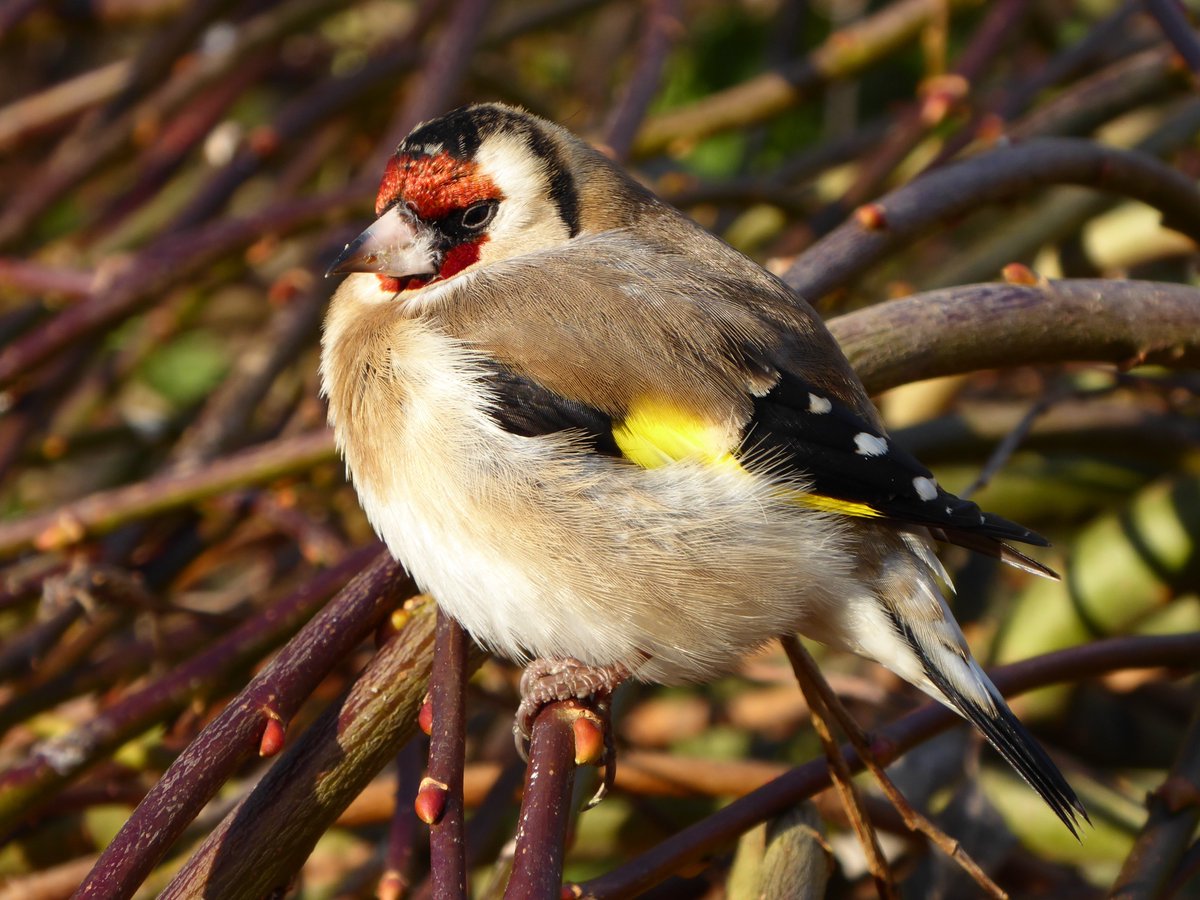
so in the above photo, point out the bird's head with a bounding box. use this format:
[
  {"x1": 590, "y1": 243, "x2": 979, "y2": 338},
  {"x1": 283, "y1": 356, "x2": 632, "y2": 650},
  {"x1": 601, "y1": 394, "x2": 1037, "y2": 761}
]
[{"x1": 328, "y1": 104, "x2": 585, "y2": 298}]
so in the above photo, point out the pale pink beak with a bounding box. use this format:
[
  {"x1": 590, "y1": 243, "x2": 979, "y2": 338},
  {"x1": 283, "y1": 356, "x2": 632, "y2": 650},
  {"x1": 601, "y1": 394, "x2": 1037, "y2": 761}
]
[{"x1": 326, "y1": 206, "x2": 439, "y2": 279}]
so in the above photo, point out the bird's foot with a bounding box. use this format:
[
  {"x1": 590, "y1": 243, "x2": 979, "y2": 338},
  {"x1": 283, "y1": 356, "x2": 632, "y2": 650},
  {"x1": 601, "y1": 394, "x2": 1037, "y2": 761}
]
[{"x1": 514, "y1": 658, "x2": 629, "y2": 806}]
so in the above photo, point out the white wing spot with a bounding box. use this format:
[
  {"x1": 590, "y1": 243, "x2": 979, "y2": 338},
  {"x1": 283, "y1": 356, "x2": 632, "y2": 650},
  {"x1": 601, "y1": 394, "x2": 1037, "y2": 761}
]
[
  {"x1": 946, "y1": 506, "x2": 954, "y2": 515},
  {"x1": 808, "y1": 393, "x2": 832, "y2": 414},
  {"x1": 913, "y1": 476, "x2": 938, "y2": 501},
  {"x1": 854, "y1": 433, "x2": 888, "y2": 456}
]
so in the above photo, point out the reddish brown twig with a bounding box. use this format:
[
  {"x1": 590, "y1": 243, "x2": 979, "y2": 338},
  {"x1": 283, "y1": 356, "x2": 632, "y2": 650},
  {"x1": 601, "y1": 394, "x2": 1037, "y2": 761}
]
[
  {"x1": 0, "y1": 607, "x2": 219, "y2": 737},
  {"x1": 0, "y1": 562, "x2": 153, "y2": 685},
  {"x1": 602, "y1": 0, "x2": 682, "y2": 162},
  {"x1": 87, "y1": 55, "x2": 272, "y2": 235},
  {"x1": 815, "y1": 0, "x2": 1033, "y2": 233},
  {"x1": 1110, "y1": 690, "x2": 1200, "y2": 898},
  {"x1": 504, "y1": 701, "x2": 587, "y2": 900},
  {"x1": 784, "y1": 636, "x2": 898, "y2": 899},
  {"x1": 0, "y1": 259, "x2": 93, "y2": 298},
  {"x1": 0, "y1": 185, "x2": 364, "y2": 389},
  {"x1": 69, "y1": 547, "x2": 403, "y2": 899},
  {"x1": 372, "y1": 0, "x2": 497, "y2": 174},
  {"x1": 425, "y1": 609, "x2": 471, "y2": 899},
  {"x1": 0, "y1": 548, "x2": 382, "y2": 841},
  {"x1": 99, "y1": 0, "x2": 237, "y2": 123},
  {"x1": 574, "y1": 632, "x2": 1200, "y2": 898},
  {"x1": 784, "y1": 139, "x2": 1200, "y2": 304},
  {"x1": 171, "y1": 278, "x2": 328, "y2": 464},
  {"x1": 782, "y1": 636, "x2": 1007, "y2": 900},
  {"x1": 0, "y1": 0, "x2": 348, "y2": 249},
  {"x1": 0, "y1": 429, "x2": 336, "y2": 558},
  {"x1": 155, "y1": 588, "x2": 437, "y2": 900},
  {"x1": 379, "y1": 739, "x2": 427, "y2": 900}
]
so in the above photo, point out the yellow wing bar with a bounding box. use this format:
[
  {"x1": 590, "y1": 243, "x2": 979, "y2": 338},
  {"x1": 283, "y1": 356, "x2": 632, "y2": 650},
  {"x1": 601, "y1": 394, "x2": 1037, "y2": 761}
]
[{"x1": 611, "y1": 399, "x2": 883, "y2": 519}]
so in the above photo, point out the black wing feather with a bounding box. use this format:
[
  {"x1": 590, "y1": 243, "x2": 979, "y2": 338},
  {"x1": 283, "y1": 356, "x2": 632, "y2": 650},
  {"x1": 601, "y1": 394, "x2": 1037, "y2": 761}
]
[
  {"x1": 746, "y1": 370, "x2": 1052, "y2": 554},
  {"x1": 481, "y1": 361, "x2": 620, "y2": 455}
]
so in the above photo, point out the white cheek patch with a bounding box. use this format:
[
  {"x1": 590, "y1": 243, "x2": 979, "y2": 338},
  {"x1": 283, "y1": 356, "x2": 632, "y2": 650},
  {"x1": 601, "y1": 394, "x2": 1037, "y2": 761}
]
[{"x1": 475, "y1": 133, "x2": 553, "y2": 234}]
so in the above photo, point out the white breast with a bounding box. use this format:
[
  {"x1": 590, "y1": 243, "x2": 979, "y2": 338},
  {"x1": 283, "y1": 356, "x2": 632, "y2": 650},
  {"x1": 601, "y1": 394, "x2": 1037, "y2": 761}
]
[{"x1": 321, "y1": 291, "x2": 865, "y2": 683}]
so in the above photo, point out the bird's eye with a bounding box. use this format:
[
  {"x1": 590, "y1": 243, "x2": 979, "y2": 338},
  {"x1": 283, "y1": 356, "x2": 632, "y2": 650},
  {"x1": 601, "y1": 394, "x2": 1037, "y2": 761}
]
[{"x1": 458, "y1": 200, "x2": 497, "y2": 231}]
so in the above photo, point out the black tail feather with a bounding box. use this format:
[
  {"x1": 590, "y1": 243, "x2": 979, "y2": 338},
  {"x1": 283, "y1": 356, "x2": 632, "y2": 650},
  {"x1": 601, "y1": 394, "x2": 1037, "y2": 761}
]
[
  {"x1": 883, "y1": 580, "x2": 1085, "y2": 834},
  {"x1": 915, "y1": 647, "x2": 1089, "y2": 837},
  {"x1": 952, "y1": 687, "x2": 1090, "y2": 838}
]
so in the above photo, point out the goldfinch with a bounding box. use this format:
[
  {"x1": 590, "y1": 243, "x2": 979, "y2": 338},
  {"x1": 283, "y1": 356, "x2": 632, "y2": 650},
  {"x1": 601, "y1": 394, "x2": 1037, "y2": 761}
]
[{"x1": 322, "y1": 103, "x2": 1086, "y2": 833}]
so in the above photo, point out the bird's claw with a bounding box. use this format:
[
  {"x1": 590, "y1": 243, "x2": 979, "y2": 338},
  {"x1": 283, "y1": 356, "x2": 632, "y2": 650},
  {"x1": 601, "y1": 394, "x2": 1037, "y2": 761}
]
[{"x1": 512, "y1": 657, "x2": 628, "y2": 802}]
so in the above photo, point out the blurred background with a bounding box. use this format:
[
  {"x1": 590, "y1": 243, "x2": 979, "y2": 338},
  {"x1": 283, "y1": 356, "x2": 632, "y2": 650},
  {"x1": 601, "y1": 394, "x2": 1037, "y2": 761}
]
[{"x1": 0, "y1": 0, "x2": 1198, "y2": 897}]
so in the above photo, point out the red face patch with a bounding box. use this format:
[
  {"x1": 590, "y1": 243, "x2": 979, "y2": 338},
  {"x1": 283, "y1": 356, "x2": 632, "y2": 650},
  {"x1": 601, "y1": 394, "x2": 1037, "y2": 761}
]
[
  {"x1": 372, "y1": 152, "x2": 501, "y2": 295},
  {"x1": 376, "y1": 151, "x2": 502, "y2": 220},
  {"x1": 376, "y1": 275, "x2": 427, "y2": 294}
]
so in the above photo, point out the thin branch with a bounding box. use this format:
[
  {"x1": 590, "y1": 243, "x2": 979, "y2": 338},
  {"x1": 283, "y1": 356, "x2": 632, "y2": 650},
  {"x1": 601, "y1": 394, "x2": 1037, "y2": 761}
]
[
  {"x1": 782, "y1": 636, "x2": 1007, "y2": 900},
  {"x1": 785, "y1": 636, "x2": 898, "y2": 899},
  {"x1": 574, "y1": 632, "x2": 1200, "y2": 898},
  {"x1": 1144, "y1": 0, "x2": 1200, "y2": 79},
  {"x1": 632, "y1": 0, "x2": 978, "y2": 157},
  {"x1": 957, "y1": 382, "x2": 1080, "y2": 500},
  {"x1": 0, "y1": 615, "x2": 210, "y2": 737},
  {"x1": 98, "y1": 0, "x2": 237, "y2": 123},
  {"x1": 154, "y1": 591, "x2": 443, "y2": 900},
  {"x1": 0, "y1": 0, "x2": 348, "y2": 250},
  {"x1": 166, "y1": 18, "x2": 430, "y2": 232},
  {"x1": 0, "y1": 184, "x2": 364, "y2": 390},
  {"x1": 817, "y1": 0, "x2": 1033, "y2": 230},
  {"x1": 0, "y1": 563, "x2": 153, "y2": 685},
  {"x1": 895, "y1": 395, "x2": 1200, "y2": 468},
  {"x1": 0, "y1": 60, "x2": 130, "y2": 151},
  {"x1": 0, "y1": 547, "x2": 380, "y2": 841},
  {"x1": 504, "y1": 701, "x2": 586, "y2": 900},
  {"x1": 602, "y1": 0, "x2": 682, "y2": 162},
  {"x1": 783, "y1": 138, "x2": 1200, "y2": 304},
  {"x1": 88, "y1": 55, "x2": 273, "y2": 235},
  {"x1": 1006, "y1": 45, "x2": 1178, "y2": 141},
  {"x1": 426, "y1": 610, "x2": 470, "y2": 900},
  {"x1": 372, "y1": 0, "x2": 497, "y2": 174},
  {"x1": 0, "y1": 429, "x2": 336, "y2": 558},
  {"x1": 0, "y1": 259, "x2": 93, "y2": 298},
  {"x1": 379, "y1": 739, "x2": 427, "y2": 900},
  {"x1": 171, "y1": 278, "x2": 327, "y2": 464},
  {"x1": 71, "y1": 547, "x2": 404, "y2": 899},
  {"x1": 1110, "y1": 689, "x2": 1200, "y2": 898}
]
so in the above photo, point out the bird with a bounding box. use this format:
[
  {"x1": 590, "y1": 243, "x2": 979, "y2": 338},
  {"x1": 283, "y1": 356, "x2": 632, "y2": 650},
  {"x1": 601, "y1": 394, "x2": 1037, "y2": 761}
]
[{"x1": 321, "y1": 102, "x2": 1086, "y2": 834}]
